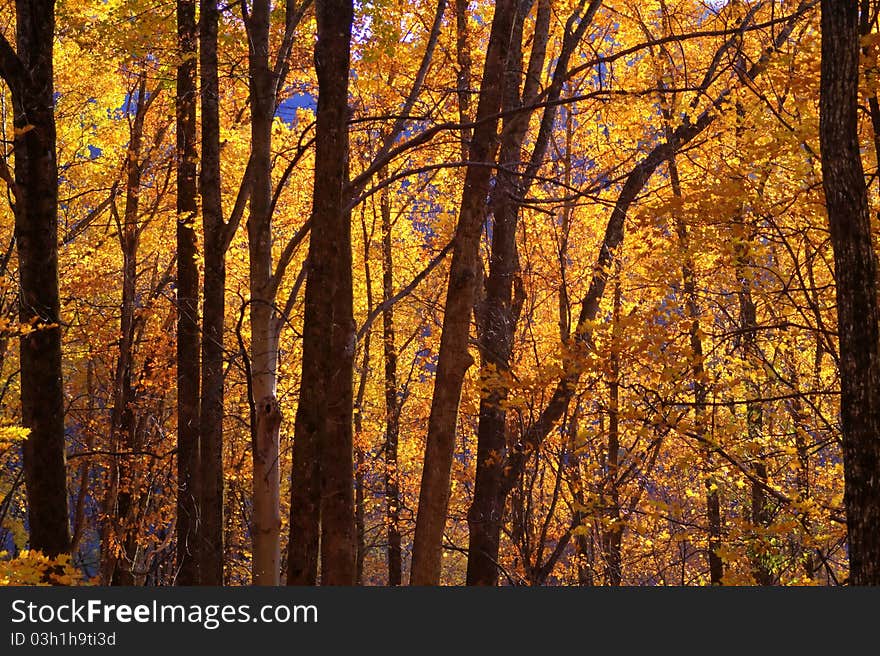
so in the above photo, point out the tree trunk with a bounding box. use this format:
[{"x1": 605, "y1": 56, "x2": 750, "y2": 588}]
[
  {"x1": 248, "y1": 0, "x2": 282, "y2": 586},
  {"x1": 380, "y1": 172, "x2": 403, "y2": 586},
  {"x1": 353, "y1": 210, "x2": 374, "y2": 585},
  {"x1": 315, "y1": 0, "x2": 356, "y2": 585},
  {"x1": 175, "y1": 0, "x2": 201, "y2": 586},
  {"x1": 464, "y1": 0, "x2": 593, "y2": 585},
  {"x1": 410, "y1": 0, "x2": 516, "y2": 586},
  {"x1": 819, "y1": 0, "x2": 880, "y2": 585},
  {"x1": 466, "y1": 0, "x2": 540, "y2": 586},
  {"x1": 289, "y1": 0, "x2": 356, "y2": 586},
  {"x1": 0, "y1": 0, "x2": 71, "y2": 559},
  {"x1": 600, "y1": 274, "x2": 622, "y2": 586},
  {"x1": 104, "y1": 75, "x2": 150, "y2": 585},
  {"x1": 454, "y1": 0, "x2": 472, "y2": 160},
  {"x1": 198, "y1": 0, "x2": 225, "y2": 586},
  {"x1": 734, "y1": 216, "x2": 773, "y2": 585}
]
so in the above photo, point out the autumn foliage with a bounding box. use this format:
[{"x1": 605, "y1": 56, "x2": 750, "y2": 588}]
[{"x1": 0, "y1": 0, "x2": 877, "y2": 586}]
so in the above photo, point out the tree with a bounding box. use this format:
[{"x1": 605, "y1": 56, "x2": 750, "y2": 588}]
[
  {"x1": 819, "y1": 0, "x2": 880, "y2": 585},
  {"x1": 0, "y1": 0, "x2": 70, "y2": 559},
  {"x1": 288, "y1": 0, "x2": 356, "y2": 586},
  {"x1": 198, "y1": 0, "x2": 226, "y2": 588},
  {"x1": 410, "y1": 0, "x2": 517, "y2": 586},
  {"x1": 175, "y1": 0, "x2": 201, "y2": 586}
]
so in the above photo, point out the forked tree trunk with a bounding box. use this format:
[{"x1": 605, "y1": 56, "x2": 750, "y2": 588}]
[
  {"x1": 105, "y1": 76, "x2": 151, "y2": 585},
  {"x1": 410, "y1": 0, "x2": 517, "y2": 586},
  {"x1": 465, "y1": 0, "x2": 596, "y2": 585},
  {"x1": 466, "y1": 0, "x2": 539, "y2": 586}
]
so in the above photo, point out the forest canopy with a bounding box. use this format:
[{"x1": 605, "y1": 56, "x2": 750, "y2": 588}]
[{"x1": 1, "y1": 0, "x2": 879, "y2": 586}]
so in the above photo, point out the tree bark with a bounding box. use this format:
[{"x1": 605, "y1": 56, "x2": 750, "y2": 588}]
[
  {"x1": 175, "y1": 0, "x2": 201, "y2": 586},
  {"x1": 103, "y1": 75, "x2": 151, "y2": 586},
  {"x1": 600, "y1": 274, "x2": 622, "y2": 586},
  {"x1": 464, "y1": 0, "x2": 597, "y2": 585},
  {"x1": 0, "y1": 0, "x2": 70, "y2": 559},
  {"x1": 288, "y1": 0, "x2": 356, "y2": 586},
  {"x1": 466, "y1": 0, "x2": 543, "y2": 586},
  {"x1": 353, "y1": 210, "x2": 373, "y2": 585},
  {"x1": 248, "y1": 0, "x2": 282, "y2": 586},
  {"x1": 819, "y1": 0, "x2": 880, "y2": 585},
  {"x1": 198, "y1": 0, "x2": 226, "y2": 586},
  {"x1": 380, "y1": 172, "x2": 403, "y2": 586},
  {"x1": 455, "y1": 0, "x2": 472, "y2": 160}
]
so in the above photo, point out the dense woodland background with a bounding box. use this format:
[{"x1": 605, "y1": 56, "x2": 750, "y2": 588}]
[{"x1": 0, "y1": 0, "x2": 879, "y2": 586}]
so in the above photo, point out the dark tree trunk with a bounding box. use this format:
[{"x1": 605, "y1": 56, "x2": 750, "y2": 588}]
[
  {"x1": 380, "y1": 173, "x2": 403, "y2": 586},
  {"x1": 175, "y1": 0, "x2": 201, "y2": 586},
  {"x1": 410, "y1": 0, "x2": 517, "y2": 586},
  {"x1": 104, "y1": 75, "x2": 150, "y2": 586},
  {"x1": 198, "y1": 0, "x2": 225, "y2": 588},
  {"x1": 353, "y1": 211, "x2": 373, "y2": 585},
  {"x1": 819, "y1": 0, "x2": 880, "y2": 585},
  {"x1": 0, "y1": 0, "x2": 70, "y2": 559},
  {"x1": 466, "y1": 0, "x2": 540, "y2": 586},
  {"x1": 289, "y1": 0, "x2": 356, "y2": 586},
  {"x1": 466, "y1": 0, "x2": 594, "y2": 586},
  {"x1": 454, "y1": 0, "x2": 472, "y2": 160},
  {"x1": 199, "y1": 0, "x2": 225, "y2": 586},
  {"x1": 600, "y1": 275, "x2": 622, "y2": 586}
]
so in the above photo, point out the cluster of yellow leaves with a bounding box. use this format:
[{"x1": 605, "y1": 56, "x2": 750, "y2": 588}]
[
  {"x1": 0, "y1": 425, "x2": 29, "y2": 447},
  {"x1": 0, "y1": 552, "x2": 85, "y2": 586}
]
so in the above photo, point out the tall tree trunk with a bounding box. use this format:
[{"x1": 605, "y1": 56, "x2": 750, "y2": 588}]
[
  {"x1": 600, "y1": 273, "x2": 622, "y2": 586},
  {"x1": 315, "y1": 0, "x2": 356, "y2": 585},
  {"x1": 175, "y1": 0, "x2": 201, "y2": 586},
  {"x1": 0, "y1": 0, "x2": 70, "y2": 559},
  {"x1": 410, "y1": 0, "x2": 517, "y2": 586},
  {"x1": 819, "y1": 0, "x2": 880, "y2": 585},
  {"x1": 104, "y1": 76, "x2": 150, "y2": 586},
  {"x1": 199, "y1": 0, "x2": 225, "y2": 586},
  {"x1": 380, "y1": 172, "x2": 403, "y2": 586},
  {"x1": 247, "y1": 0, "x2": 282, "y2": 586},
  {"x1": 353, "y1": 209, "x2": 374, "y2": 585},
  {"x1": 454, "y1": 0, "x2": 472, "y2": 160},
  {"x1": 465, "y1": 0, "x2": 593, "y2": 585},
  {"x1": 289, "y1": 0, "x2": 356, "y2": 586},
  {"x1": 466, "y1": 0, "x2": 541, "y2": 586}
]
